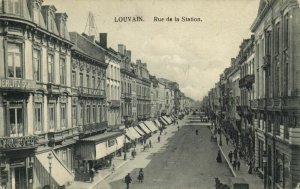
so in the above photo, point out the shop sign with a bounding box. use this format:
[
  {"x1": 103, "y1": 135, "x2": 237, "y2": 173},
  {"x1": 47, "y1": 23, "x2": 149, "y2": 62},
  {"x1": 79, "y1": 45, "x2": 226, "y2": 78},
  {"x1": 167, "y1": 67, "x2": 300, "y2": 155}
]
[
  {"x1": 107, "y1": 139, "x2": 115, "y2": 147},
  {"x1": 0, "y1": 79, "x2": 36, "y2": 90}
]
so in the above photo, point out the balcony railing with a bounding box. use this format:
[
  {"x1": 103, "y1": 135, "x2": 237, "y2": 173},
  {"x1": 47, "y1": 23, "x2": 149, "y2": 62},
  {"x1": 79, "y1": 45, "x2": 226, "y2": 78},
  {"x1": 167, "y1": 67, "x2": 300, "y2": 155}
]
[
  {"x1": 239, "y1": 74, "x2": 255, "y2": 89},
  {"x1": 0, "y1": 136, "x2": 38, "y2": 149},
  {"x1": 110, "y1": 100, "x2": 121, "y2": 108},
  {"x1": 80, "y1": 122, "x2": 107, "y2": 134},
  {"x1": 78, "y1": 87, "x2": 105, "y2": 97},
  {"x1": 121, "y1": 93, "x2": 132, "y2": 100}
]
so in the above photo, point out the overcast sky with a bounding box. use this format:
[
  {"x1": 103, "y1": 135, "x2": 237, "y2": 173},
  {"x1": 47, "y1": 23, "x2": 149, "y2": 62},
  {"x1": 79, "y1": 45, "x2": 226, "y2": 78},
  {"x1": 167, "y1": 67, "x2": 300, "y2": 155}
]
[{"x1": 44, "y1": 0, "x2": 259, "y2": 101}]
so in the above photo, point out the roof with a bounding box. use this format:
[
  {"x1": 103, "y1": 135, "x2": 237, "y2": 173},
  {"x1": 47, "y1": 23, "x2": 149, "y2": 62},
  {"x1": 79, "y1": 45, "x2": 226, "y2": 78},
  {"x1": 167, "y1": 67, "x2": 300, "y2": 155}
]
[{"x1": 78, "y1": 131, "x2": 123, "y2": 142}]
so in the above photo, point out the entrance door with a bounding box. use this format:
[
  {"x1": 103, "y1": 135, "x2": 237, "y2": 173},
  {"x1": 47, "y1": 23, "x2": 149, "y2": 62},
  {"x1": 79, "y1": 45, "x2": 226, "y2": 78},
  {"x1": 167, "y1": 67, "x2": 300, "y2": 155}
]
[{"x1": 11, "y1": 166, "x2": 27, "y2": 189}]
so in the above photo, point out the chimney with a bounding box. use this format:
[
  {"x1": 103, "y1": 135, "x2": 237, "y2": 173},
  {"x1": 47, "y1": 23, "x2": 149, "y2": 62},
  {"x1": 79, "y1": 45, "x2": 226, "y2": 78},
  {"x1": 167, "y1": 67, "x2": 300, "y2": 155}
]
[
  {"x1": 125, "y1": 50, "x2": 131, "y2": 62},
  {"x1": 99, "y1": 33, "x2": 107, "y2": 48},
  {"x1": 118, "y1": 44, "x2": 126, "y2": 55}
]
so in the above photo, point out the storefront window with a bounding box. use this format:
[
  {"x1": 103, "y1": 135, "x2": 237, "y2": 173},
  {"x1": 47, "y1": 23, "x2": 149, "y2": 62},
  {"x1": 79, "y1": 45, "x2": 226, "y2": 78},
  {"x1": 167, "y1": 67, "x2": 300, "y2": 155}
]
[
  {"x1": 7, "y1": 43, "x2": 22, "y2": 79},
  {"x1": 34, "y1": 103, "x2": 42, "y2": 133},
  {"x1": 9, "y1": 104, "x2": 23, "y2": 137}
]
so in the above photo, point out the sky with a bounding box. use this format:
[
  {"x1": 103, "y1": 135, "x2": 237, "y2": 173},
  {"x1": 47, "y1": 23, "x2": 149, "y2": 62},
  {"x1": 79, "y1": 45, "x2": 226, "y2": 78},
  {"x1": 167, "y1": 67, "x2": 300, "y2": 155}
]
[{"x1": 44, "y1": 0, "x2": 260, "y2": 101}]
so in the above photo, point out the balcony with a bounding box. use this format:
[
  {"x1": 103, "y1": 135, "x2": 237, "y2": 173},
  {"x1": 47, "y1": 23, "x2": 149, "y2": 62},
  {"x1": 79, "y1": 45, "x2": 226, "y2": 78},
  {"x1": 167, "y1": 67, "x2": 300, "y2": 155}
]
[
  {"x1": 0, "y1": 135, "x2": 38, "y2": 150},
  {"x1": 47, "y1": 83, "x2": 60, "y2": 94},
  {"x1": 262, "y1": 55, "x2": 271, "y2": 70},
  {"x1": 78, "y1": 87, "x2": 105, "y2": 98},
  {"x1": 258, "y1": 98, "x2": 266, "y2": 108},
  {"x1": 110, "y1": 100, "x2": 121, "y2": 108},
  {"x1": 250, "y1": 99, "x2": 258, "y2": 108},
  {"x1": 121, "y1": 93, "x2": 132, "y2": 101},
  {"x1": 47, "y1": 127, "x2": 77, "y2": 145},
  {"x1": 239, "y1": 74, "x2": 255, "y2": 89},
  {"x1": 80, "y1": 122, "x2": 107, "y2": 135},
  {"x1": 0, "y1": 78, "x2": 36, "y2": 92}
]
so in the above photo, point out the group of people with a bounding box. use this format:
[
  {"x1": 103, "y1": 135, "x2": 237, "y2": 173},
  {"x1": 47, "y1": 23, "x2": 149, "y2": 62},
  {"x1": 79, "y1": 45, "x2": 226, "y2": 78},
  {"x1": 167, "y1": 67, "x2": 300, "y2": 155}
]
[
  {"x1": 124, "y1": 168, "x2": 144, "y2": 189},
  {"x1": 228, "y1": 149, "x2": 241, "y2": 171}
]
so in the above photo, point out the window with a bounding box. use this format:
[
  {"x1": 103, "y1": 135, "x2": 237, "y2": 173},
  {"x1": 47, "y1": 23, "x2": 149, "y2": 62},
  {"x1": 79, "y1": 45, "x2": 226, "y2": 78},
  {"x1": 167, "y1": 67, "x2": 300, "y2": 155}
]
[
  {"x1": 7, "y1": 0, "x2": 21, "y2": 15},
  {"x1": 284, "y1": 13, "x2": 289, "y2": 49},
  {"x1": 72, "y1": 106, "x2": 77, "y2": 127},
  {"x1": 34, "y1": 103, "x2": 42, "y2": 133},
  {"x1": 48, "y1": 54, "x2": 54, "y2": 83},
  {"x1": 79, "y1": 104, "x2": 83, "y2": 125},
  {"x1": 48, "y1": 104, "x2": 55, "y2": 131},
  {"x1": 60, "y1": 58, "x2": 66, "y2": 85},
  {"x1": 61, "y1": 104, "x2": 66, "y2": 129},
  {"x1": 275, "y1": 22, "x2": 280, "y2": 55},
  {"x1": 92, "y1": 106, "x2": 96, "y2": 123},
  {"x1": 97, "y1": 77, "x2": 101, "y2": 89},
  {"x1": 92, "y1": 76, "x2": 95, "y2": 89},
  {"x1": 9, "y1": 104, "x2": 23, "y2": 137},
  {"x1": 79, "y1": 73, "x2": 83, "y2": 87},
  {"x1": 33, "y1": 49, "x2": 41, "y2": 81},
  {"x1": 86, "y1": 75, "x2": 90, "y2": 88},
  {"x1": 72, "y1": 71, "x2": 76, "y2": 87},
  {"x1": 86, "y1": 105, "x2": 90, "y2": 124},
  {"x1": 7, "y1": 43, "x2": 22, "y2": 78}
]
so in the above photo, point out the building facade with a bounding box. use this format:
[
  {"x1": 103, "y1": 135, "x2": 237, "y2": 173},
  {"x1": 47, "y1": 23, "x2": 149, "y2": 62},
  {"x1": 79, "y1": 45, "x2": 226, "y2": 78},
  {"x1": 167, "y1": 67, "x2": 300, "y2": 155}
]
[
  {"x1": 250, "y1": 0, "x2": 300, "y2": 188},
  {"x1": 0, "y1": 1, "x2": 75, "y2": 188}
]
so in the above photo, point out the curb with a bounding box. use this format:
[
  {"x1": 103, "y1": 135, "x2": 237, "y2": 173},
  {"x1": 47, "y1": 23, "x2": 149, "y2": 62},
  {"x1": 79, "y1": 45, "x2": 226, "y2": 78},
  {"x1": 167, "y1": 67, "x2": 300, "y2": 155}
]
[
  {"x1": 89, "y1": 160, "x2": 129, "y2": 189},
  {"x1": 209, "y1": 127, "x2": 237, "y2": 177}
]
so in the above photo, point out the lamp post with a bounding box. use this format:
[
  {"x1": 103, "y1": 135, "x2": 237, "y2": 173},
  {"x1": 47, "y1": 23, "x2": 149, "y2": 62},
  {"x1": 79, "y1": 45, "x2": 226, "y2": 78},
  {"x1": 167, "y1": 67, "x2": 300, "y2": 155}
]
[
  {"x1": 263, "y1": 152, "x2": 267, "y2": 189},
  {"x1": 47, "y1": 153, "x2": 53, "y2": 189}
]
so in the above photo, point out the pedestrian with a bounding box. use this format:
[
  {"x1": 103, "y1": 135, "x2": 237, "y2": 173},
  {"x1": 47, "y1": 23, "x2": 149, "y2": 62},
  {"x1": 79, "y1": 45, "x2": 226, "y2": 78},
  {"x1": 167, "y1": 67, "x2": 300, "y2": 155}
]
[
  {"x1": 177, "y1": 126, "x2": 180, "y2": 131},
  {"x1": 216, "y1": 150, "x2": 222, "y2": 163},
  {"x1": 131, "y1": 150, "x2": 135, "y2": 159},
  {"x1": 125, "y1": 173, "x2": 132, "y2": 189},
  {"x1": 158, "y1": 136, "x2": 160, "y2": 143},
  {"x1": 111, "y1": 163, "x2": 115, "y2": 172},
  {"x1": 226, "y1": 136, "x2": 229, "y2": 145},
  {"x1": 233, "y1": 149, "x2": 238, "y2": 160},
  {"x1": 228, "y1": 151, "x2": 233, "y2": 164},
  {"x1": 176, "y1": 121, "x2": 178, "y2": 125},
  {"x1": 237, "y1": 160, "x2": 240, "y2": 171},
  {"x1": 248, "y1": 161, "x2": 253, "y2": 174},
  {"x1": 196, "y1": 130, "x2": 198, "y2": 135},
  {"x1": 138, "y1": 168, "x2": 144, "y2": 183},
  {"x1": 232, "y1": 159, "x2": 237, "y2": 170},
  {"x1": 149, "y1": 140, "x2": 152, "y2": 148},
  {"x1": 89, "y1": 168, "x2": 95, "y2": 182}
]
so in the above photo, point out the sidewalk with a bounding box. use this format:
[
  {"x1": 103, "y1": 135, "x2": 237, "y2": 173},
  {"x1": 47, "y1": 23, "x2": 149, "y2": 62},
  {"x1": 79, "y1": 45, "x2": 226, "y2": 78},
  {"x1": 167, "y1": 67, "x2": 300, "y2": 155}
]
[
  {"x1": 209, "y1": 125, "x2": 264, "y2": 188},
  {"x1": 68, "y1": 118, "x2": 183, "y2": 189}
]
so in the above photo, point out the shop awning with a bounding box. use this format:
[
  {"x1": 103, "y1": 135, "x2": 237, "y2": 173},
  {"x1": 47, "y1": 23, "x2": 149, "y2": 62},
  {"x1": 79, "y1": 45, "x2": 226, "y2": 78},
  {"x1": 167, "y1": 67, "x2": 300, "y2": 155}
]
[
  {"x1": 128, "y1": 127, "x2": 141, "y2": 139},
  {"x1": 139, "y1": 123, "x2": 151, "y2": 134},
  {"x1": 163, "y1": 116, "x2": 172, "y2": 124},
  {"x1": 159, "y1": 117, "x2": 168, "y2": 125},
  {"x1": 144, "y1": 121, "x2": 158, "y2": 132},
  {"x1": 35, "y1": 151, "x2": 74, "y2": 186},
  {"x1": 154, "y1": 119, "x2": 162, "y2": 128},
  {"x1": 134, "y1": 126, "x2": 146, "y2": 136},
  {"x1": 76, "y1": 131, "x2": 124, "y2": 160},
  {"x1": 125, "y1": 128, "x2": 136, "y2": 141}
]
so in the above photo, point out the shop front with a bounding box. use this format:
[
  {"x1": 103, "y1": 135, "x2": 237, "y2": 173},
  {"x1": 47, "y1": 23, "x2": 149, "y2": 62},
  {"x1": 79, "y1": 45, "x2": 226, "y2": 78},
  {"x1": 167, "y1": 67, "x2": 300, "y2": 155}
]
[{"x1": 74, "y1": 132, "x2": 124, "y2": 181}]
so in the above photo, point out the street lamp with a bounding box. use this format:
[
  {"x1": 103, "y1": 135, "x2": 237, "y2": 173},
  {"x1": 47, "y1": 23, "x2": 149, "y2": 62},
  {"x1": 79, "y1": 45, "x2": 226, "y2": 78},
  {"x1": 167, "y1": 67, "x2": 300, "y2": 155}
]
[
  {"x1": 263, "y1": 152, "x2": 267, "y2": 189},
  {"x1": 47, "y1": 153, "x2": 53, "y2": 189}
]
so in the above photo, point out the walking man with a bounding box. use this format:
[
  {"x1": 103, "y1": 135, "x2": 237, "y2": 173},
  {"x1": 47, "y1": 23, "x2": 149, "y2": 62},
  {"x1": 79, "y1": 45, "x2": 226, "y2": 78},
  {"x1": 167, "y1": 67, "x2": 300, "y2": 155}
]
[
  {"x1": 158, "y1": 136, "x2": 160, "y2": 143},
  {"x1": 226, "y1": 136, "x2": 229, "y2": 145},
  {"x1": 228, "y1": 151, "x2": 233, "y2": 164},
  {"x1": 237, "y1": 160, "x2": 240, "y2": 171},
  {"x1": 232, "y1": 159, "x2": 237, "y2": 170},
  {"x1": 125, "y1": 173, "x2": 132, "y2": 189},
  {"x1": 149, "y1": 140, "x2": 152, "y2": 148}
]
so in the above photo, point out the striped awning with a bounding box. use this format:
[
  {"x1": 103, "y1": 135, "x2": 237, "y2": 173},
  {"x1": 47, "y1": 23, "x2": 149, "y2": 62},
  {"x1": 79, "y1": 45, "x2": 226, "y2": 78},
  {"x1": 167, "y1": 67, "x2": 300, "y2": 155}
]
[
  {"x1": 35, "y1": 151, "x2": 74, "y2": 187},
  {"x1": 139, "y1": 123, "x2": 151, "y2": 134},
  {"x1": 144, "y1": 121, "x2": 158, "y2": 132},
  {"x1": 134, "y1": 126, "x2": 145, "y2": 136}
]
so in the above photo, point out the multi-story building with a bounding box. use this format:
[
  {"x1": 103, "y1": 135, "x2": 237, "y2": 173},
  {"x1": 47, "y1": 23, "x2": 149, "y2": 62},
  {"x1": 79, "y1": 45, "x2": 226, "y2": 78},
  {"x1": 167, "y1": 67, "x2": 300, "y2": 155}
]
[
  {"x1": 134, "y1": 60, "x2": 151, "y2": 121},
  {"x1": 250, "y1": 0, "x2": 300, "y2": 188},
  {"x1": 0, "y1": 1, "x2": 75, "y2": 188},
  {"x1": 150, "y1": 75, "x2": 159, "y2": 119},
  {"x1": 106, "y1": 47, "x2": 121, "y2": 128},
  {"x1": 118, "y1": 44, "x2": 135, "y2": 127},
  {"x1": 237, "y1": 36, "x2": 255, "y2": 162}
]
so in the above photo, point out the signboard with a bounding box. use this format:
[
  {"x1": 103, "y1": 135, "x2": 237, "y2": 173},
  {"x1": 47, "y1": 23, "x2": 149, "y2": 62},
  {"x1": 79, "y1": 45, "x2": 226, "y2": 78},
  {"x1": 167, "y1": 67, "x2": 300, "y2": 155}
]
[{"x1": 0, "y1": 79, "x2": 36, "y2": 90}]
